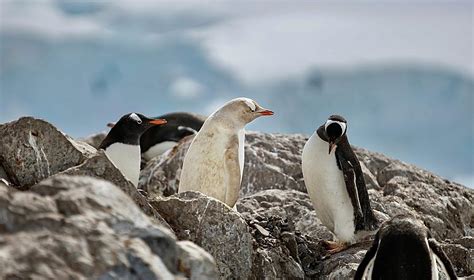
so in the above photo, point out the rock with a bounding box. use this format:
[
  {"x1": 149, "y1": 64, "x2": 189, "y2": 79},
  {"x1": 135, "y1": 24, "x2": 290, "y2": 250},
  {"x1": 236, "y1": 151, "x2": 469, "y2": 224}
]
[
  {"x1": 0, "y1": 117, "x2": 95, "y2": 188},
  {"x1": 150, "y1": 191, "x2": 254, "y2": 279},
  {"x1": 236, "y1": 188, "x2": 473, "y2": 278},
  {"x1": 177, "y1": 241, "x2": 219, "y2": 279},
  {"x1": 241, "y1": 132, "x2": 307, "y2": 195},
  {"x1": 79, "y1": 131, "x2": 107, "y2": 149},
  {"x1": 441, "y1": 237, "x2": 474, "y2": 276},
  {"x1": 139, "y1": 136, "x2": 193, "y2": 197},
  {"x1": 236, "y1": 189, "x2": 331, "y2": 278},
  {"x1": 57, "y1": 151, "x2": 171, "y2": 229},
  {"x1": 0, "y1": 175, "x2": 216, "y2": 279}
]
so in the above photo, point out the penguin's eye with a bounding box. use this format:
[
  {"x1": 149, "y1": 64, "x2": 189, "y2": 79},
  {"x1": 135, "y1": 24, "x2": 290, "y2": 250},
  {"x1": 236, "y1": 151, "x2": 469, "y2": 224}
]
[{"x1": 137, "y1": 119, "x2": 142, "y2": 124}]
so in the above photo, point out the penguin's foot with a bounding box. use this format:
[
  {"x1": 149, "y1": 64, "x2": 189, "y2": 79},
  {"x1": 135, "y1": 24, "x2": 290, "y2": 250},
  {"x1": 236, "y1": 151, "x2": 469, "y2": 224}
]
[{"x1": 323, "y1": 240, "x2": 348, "y2": 254}]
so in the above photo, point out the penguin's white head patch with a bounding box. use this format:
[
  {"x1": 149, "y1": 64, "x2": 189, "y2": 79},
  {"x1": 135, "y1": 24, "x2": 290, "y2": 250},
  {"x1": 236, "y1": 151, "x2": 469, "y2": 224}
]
[
  {"x1": 129, "y1": 113, "x2": 142, "y2": 124},
  {"x1": 242, "y1": 98, "x2": 256, "y2": 111},
  {"x1": 325, "y1": 120, "x2": 346, "y2": 136}
]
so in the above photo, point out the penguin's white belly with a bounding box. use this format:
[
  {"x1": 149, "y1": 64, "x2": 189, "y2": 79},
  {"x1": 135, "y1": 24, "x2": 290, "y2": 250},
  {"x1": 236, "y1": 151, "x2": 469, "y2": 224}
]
[
  {"x1": 105, "y1": 143, "x2": 141, "y2": 187},
  {"x1": 302, "y1": 133, "x2": 356, "y2": 243},
  {"x1": 142, "y1": 141, "x2": 177, "y2": 161},
  {"x1": 179, "y1": 128, "x2": 242, "y2": 203}
]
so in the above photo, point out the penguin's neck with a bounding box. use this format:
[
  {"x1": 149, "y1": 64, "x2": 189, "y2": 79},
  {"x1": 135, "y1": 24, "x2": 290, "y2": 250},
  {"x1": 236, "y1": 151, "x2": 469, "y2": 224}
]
[
  {"x1": 104, "y1": 142, "x2": 141, "y2": 187},
  {"x1": 208, "y1": 112, "x2": 245, "y2": 132}
]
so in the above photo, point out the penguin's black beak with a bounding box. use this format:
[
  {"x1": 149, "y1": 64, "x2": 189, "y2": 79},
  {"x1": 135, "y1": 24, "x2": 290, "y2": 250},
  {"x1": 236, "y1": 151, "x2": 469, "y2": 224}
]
[
  {"x1": 149, "y1": 119, "x2": 167, "y2": 125},
  {"x1": 328, "y1": 141, "x2": 337, "y2": 154},
  {"x1": 107, "y1": 122, "x2": 115, "y2": 128}
]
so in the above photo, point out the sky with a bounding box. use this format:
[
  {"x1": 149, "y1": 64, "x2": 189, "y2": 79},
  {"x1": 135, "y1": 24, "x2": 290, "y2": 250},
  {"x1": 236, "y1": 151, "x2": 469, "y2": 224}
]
[{"x1": 0, "y1": 0, "x2": 473, "y2": 187}]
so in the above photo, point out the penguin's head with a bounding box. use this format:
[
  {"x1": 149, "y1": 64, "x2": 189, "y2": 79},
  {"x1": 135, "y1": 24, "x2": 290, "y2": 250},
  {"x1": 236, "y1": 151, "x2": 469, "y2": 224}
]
[
  {"x1": 324, "y1": 114, "x2": 347, "y2": 154},
  {"x1": 215, "y1": 97, "x2": 274, "y2": 127},
  {"x1": 100, "y1": 113, "x2": 167, "y2": 148},
  {"x1": 114, "y1": 113, "x2": 167, "y2": 135}
]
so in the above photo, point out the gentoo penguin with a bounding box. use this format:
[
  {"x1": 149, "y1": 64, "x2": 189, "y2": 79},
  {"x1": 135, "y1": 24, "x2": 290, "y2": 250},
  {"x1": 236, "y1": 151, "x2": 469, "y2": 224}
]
[
  {"x1": 302, "y1": 114, "x2": 378, "y2": 252},
  {"x1": 355, "y1": 215, "x2": 457, "y2": 280},
  {"x1": 178, "y1": 97, "x2": 273, "y2": 207},
  {"x1": 140, "y1": 112, "x2": 205, "y2": 161},
  {"x1": 99, "y1": 113, "x2": 167, "y2": 187}
]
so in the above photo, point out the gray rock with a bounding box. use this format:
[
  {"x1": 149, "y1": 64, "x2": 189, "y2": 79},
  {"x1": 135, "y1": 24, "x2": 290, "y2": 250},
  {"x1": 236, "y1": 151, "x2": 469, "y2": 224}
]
[
  {"x1": 139, "y1": 136, "x2": 193, "y2": 197},
  {"x1": 0, "y1": 175, "x2": 216, "y2": 279},
  {"x1": 56, "y1": 151, "x2": 170, "y2": 228},
  {"x1": 237, "y1": 189, "x2": 473, "y2": 279},
  {"x1": 177, "y1": 241, "x2": 219, "y2": 279},
  {"x1": 151, "y1": 191, "x2": 254, "y2": 279},
  {"x1": 0, "y1": 117, "x2": 95, "y2": 188},
  {"x1": 236, "y1": 189, "x2": 330, "y2": 279},
  {"x1": 80, "y1": 131, "x2": 107, "y2": 149},
  {"x1": 441, "y1": 237, "x2": 474, "y2": 276}
]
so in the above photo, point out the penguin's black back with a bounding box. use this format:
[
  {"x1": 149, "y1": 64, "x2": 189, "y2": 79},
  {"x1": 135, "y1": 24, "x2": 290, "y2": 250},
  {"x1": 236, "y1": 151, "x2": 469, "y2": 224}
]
[
  {"x1": 140, "y1": 112, "x2": 205, "y2": 153},
  {"x1": 371, "y1": 221, "x2": 433, "y2": 280}
]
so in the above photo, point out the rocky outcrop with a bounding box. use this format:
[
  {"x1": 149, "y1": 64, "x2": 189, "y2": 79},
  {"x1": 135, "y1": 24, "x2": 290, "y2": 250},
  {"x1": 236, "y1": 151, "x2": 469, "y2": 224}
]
[
  {"x1": 57, "y1": 151, "x2": 169, "y2": 228},
  {"x1": 0, "y1": 115, "x2": 472, "y2": 279},
  {"x1": 0, "y1": 175, "x2": 218, "y2": 279},
  {"x1": 0, "y1": 117, "x2": 95, "y2": 188},
  {"x1": 151, "y1": 191, "x2": 254, "y2": 279},
  {"x1": 140, "y1": 131, "x2": 473, "y2": 278}
]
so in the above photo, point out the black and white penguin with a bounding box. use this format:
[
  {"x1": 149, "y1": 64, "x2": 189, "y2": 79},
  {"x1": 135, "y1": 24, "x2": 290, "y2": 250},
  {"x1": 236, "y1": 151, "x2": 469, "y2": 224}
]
[
  {"x1": 140, "y1": 112, "x2": 205, "y2": 161},
  {"x1": 99, "y1": 113, "x2": 167, "y2": 187},
  {"x1": 301, "y1": 115, "x2": 378, "y2": 252},
  {"x1": 355, "y1": 215, "x2": 457, "y2": 280}
]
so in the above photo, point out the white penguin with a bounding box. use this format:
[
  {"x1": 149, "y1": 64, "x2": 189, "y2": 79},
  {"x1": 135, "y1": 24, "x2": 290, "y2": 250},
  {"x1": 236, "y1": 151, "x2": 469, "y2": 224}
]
[{"x1": 178, "y1": 97, "x2": 273, "y2": 207}]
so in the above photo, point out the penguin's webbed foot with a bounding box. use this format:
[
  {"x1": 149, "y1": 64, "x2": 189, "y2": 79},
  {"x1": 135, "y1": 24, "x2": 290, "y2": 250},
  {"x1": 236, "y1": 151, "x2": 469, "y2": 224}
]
[{"x1": 323, "y1": 240, "x2": 348, "y2": 254}]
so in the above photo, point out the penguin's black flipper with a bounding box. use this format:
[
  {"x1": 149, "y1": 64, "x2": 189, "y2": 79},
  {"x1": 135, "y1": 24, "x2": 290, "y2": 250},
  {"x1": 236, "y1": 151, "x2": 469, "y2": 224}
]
[
  {"x1": 337, "y1": 137, "x2": 379, "y2": 230},
  {"x1": 427, "y1": 238, "x2": 458, "y2": 280},
  {"x1": 335, "y1": 150, "x2": 364, "y2": 230},
  {"x1": 354, "y1": 232, "x2": 380, "y2": 280}
]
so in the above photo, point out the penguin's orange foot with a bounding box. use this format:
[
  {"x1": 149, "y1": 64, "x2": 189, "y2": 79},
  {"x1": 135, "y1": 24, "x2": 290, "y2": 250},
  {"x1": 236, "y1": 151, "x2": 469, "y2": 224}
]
[{"x1": 323, "y1": 240, "x2": 348, "y2": 254}]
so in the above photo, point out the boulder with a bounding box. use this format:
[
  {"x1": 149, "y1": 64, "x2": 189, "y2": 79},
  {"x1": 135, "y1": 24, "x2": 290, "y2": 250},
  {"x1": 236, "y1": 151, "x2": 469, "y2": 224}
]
[
  {"x1": 80, "y1": 131, "x2": 107, "y2": 149},
  {"x1": 0, "y1": 117, "x2": 95, "y2": 188},
  {"x1": 56, "y1": 151, "x2": 170, "y2": 227},
  {"x1": 139, "y1": 136, "x2": 193, "y2": 197},
  {"x1": 0, "y1": 175, "x2": 217, "y2": 279},
  {"x1": 177, "y1": 241, "x2": 220, "y2": 279},
  {"x1": 237, "y1": 188, "x2": 473, "y2": 278},
  {"x1": 150, "y1": 191, "x2": 254, "y2": 279}
]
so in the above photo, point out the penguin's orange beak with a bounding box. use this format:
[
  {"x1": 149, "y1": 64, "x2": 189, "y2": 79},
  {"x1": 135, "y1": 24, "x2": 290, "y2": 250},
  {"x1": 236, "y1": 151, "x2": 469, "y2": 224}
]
[
  {"x1": 149, "y1": 119, "x2": 167, "y2": 125},
  {"x1": 258, "y1": 110, "x2": 274, "y2": 116}
]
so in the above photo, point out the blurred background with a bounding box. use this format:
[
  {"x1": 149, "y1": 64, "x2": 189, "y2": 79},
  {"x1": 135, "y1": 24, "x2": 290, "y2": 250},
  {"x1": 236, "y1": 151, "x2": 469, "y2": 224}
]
[{"x1": 0, "y1": 0, "x2": 472, "y2": 187}]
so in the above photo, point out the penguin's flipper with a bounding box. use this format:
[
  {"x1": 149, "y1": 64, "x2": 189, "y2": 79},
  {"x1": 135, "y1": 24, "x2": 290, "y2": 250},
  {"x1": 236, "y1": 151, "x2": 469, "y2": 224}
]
[
  {"x1": 335, "y1": 150, "x2": 364, "y2": 229},
  {"x1": 224, "y1": 145, "x2": 241, "y2": 208},
  {"x1": 354, "y1": 232, "x2": 380, "y2": 280},
  {"x1": 338, "y1": 138, "x2": 379, "y2": 230},
  {"x1": 428, "y1": 238, "x2": 458, "y2": 280}
]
